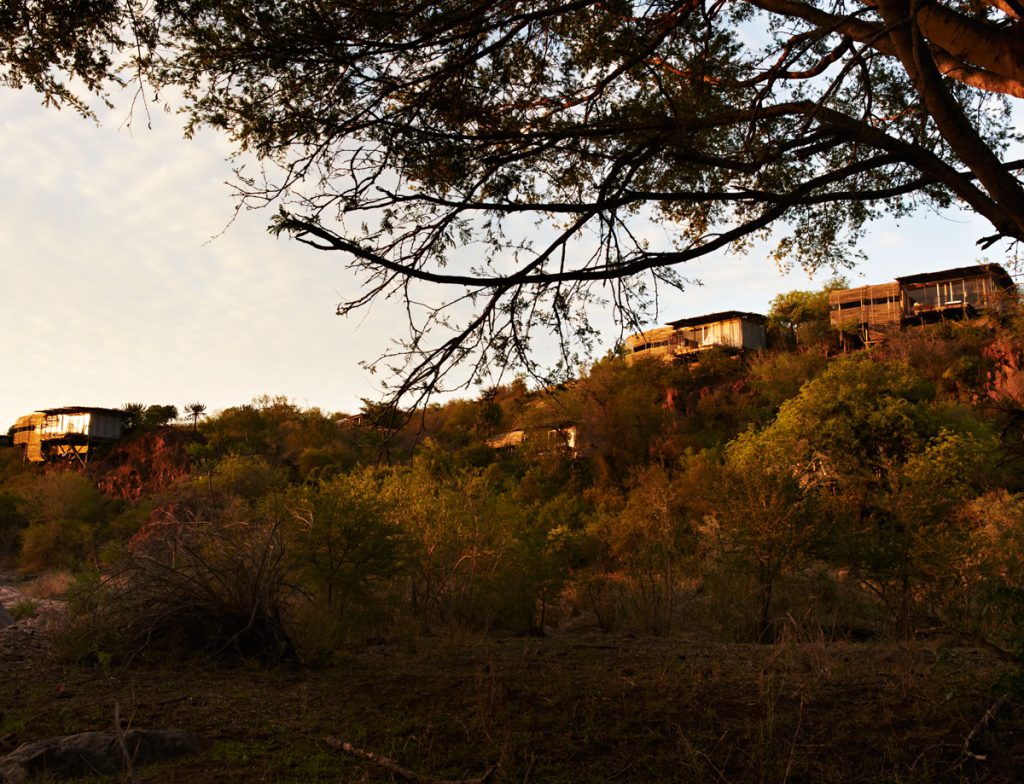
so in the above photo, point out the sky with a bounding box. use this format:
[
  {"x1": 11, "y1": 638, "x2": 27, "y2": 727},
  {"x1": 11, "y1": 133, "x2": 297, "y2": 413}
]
[{"x1": 0, "y1": 85, "x2": 1011, "y2": 433}]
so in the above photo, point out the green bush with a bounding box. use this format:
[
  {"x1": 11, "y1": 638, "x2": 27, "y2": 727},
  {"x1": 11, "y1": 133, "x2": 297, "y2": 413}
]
[
  {"x1": 10, "y1": 599, "x2": 38, "y2": 621},
  {"x1": 287, "y1": 470, "x2": 408, "y2": 648},
  {"x1": 0, "y1": 492, "x2": 27, "y2": 559},
  {"x1": 18, "y1": 519, "x2": 95, "y2": 572}
]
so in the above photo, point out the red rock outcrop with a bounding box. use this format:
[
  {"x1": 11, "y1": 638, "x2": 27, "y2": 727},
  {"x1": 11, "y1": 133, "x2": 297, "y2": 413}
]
[
  {"x1": 91, "y1": 429, "x2": 196, "y2": 501},
  {"x1": 984, "y1": 336, "x2": 1024, "y2": 406}
]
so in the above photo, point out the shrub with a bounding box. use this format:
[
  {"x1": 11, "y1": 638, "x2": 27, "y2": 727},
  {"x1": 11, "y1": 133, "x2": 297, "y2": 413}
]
[
  {"x1": 64, "y1": 517, "x2": 300, "y2": 663},
  {"x1": 964, "y1": 490, "x2": 1024, "y2": 650},
  {"x1": 10, "y1": 599, "x2": 38, "y2": 621},
  {"x1": 586, "y1": 465, "x2": 697, "y2": 634},
  {"x1": 286, "y1": 471, "x2": 408, "y2": 649},
  {"x1": 0, "y1": 492, "x2": 27, "y2": 559},
  {"x1": 18, "y1": 519, "x2": 96, "y2": 572},
  {"x1": 23, "y1": 472, "x2": 106, "y2": 525}
]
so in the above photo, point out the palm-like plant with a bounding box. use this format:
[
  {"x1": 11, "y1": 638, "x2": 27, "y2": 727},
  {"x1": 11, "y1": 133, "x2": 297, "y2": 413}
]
[
  {"x1": 121, "y1": 402, "x2": 146, "y2": 432},
  {"x1": 184, "y1": 402, "x2": 208, "y2": 432}
]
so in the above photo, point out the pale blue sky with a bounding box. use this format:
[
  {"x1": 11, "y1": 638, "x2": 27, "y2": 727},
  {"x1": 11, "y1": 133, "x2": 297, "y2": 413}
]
[{"x1": 0, "y1": 86, "x2": 1010, "y2": 432}]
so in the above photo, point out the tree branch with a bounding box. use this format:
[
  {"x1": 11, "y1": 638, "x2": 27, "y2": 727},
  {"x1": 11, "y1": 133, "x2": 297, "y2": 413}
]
[{"x1": 325, "y1": 737, "x2": 497, "y2": 784}]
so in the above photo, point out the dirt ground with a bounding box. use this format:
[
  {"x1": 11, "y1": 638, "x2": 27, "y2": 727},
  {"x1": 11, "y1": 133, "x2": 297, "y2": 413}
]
[{"x1": 2, "y1": 596, "x2": 1023, "y2": 784}]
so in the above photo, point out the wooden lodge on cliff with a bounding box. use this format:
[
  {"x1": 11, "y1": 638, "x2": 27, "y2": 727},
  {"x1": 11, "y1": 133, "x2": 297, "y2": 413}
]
[
  {"x1": 487, "y1": 424, "x2": 578, "y2": 457},
  {"x1": 11, "y1": 407, "x2": 124, "y2": 464},
  {"x1": 624, "y1": 311, "x2": 768, "y2": 365},
  {"x1": 829, "y1": 264, "x2": 1015, "y2": 345}
]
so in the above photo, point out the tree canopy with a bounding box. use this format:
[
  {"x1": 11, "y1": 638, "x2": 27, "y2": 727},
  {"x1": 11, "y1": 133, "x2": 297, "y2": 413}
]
[{"x1": 4, "y1": 1, "x2": 1024, "y2": 399}]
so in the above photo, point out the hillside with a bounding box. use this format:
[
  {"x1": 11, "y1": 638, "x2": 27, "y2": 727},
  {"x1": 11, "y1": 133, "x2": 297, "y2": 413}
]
[{"x1": 4, "y1": 293, "x2": 1024, "y2": 781}]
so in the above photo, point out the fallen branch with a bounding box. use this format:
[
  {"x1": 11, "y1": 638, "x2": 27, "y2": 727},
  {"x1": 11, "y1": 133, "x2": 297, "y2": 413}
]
[
  {"x1": 921, "y1": 628, "x2": 1024, "y2": 665},
  {"x1": 324, "y1": 737, "x2": 496, "y2": 784},
  {"x1": 963, "y1": 692, "x2": 1010, "y2": 762}
]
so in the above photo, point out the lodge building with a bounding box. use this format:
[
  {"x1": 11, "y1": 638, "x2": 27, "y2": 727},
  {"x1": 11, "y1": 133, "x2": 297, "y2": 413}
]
[
  {"x1": 624, "y1": 310, "x2": 768, "y2": 365},
  {"x1": 11, "y1": 406, "x2": 124, "y2": 464},
  {"x1": 828, "y1": 264, "x2": 1015, "y2": 345}
]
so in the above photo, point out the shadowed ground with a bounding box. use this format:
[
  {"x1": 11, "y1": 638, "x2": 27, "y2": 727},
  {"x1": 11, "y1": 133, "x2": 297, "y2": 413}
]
[{"x1": 1, "y1": 620, "x2": 1022, "y2": 783}]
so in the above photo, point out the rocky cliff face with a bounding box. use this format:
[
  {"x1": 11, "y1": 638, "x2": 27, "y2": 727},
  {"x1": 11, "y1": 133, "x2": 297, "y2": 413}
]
[
  {"x1": 91, "y1": 429, "x2": 196, "y2": 501},
  {"x1": 985, "y1": 336, "x2": 1024, "y2": 406}
]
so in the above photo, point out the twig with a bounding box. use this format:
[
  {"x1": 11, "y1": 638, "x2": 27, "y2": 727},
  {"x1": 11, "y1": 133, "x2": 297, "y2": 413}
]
[
  {"x1": 963, "y1": 692, "x2": 1010, "y2": 762},
  {"x1": 114, "y1": 702, "x2": 139, "y2": 784},
  {"x1": 324, "y1": 737, "x2": 497, "y2": 784}
]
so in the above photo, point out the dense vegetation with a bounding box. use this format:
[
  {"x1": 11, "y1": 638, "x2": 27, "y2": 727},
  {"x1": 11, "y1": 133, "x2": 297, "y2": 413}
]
[{"x1": 4, "y1": 290, "x2": 1024, "y2": 664}]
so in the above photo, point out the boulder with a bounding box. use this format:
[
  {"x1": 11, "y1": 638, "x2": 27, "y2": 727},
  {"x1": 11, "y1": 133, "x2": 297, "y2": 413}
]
[
  {"x1": 0, "y1": 605, "x2": 13, "y2": 629},
  {"x1": 0, "y1": 729, "x2": 200, "y2": 782}
]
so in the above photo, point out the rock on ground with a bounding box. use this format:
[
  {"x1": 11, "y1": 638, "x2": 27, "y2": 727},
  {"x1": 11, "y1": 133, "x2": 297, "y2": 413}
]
[
  {"x1": 0, "y1": 585, "x2": 66, "y2": 632},
  {"x1": 0, "y1": 729, "x2": 200, "y2": 783}
]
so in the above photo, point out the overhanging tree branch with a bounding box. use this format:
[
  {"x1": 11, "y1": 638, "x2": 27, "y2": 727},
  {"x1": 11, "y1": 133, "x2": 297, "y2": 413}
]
[{"x1": 8, "y1": 0, "x2": 1024, "y2": 401}]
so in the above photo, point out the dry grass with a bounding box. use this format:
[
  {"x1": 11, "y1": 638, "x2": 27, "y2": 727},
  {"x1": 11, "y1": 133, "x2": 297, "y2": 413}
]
[
  {"x1": 0, "y1": 629, "x2": 1021, "y2": 783},
  {"x1": 20, "y1": 569, "x2": 75, "y2": 599}
]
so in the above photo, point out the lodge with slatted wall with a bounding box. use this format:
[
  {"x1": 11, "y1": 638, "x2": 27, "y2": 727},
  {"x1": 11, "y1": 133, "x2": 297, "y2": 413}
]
[
  {"x1": 829, "y1": 264, "x2": 1014, "y2": 345},
  {"x1": 624, "y1": 311, "x2": 767, "y2": 365},
  {"x1": 11, "y1": 407, "x2": 124, "y2": 464}
]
